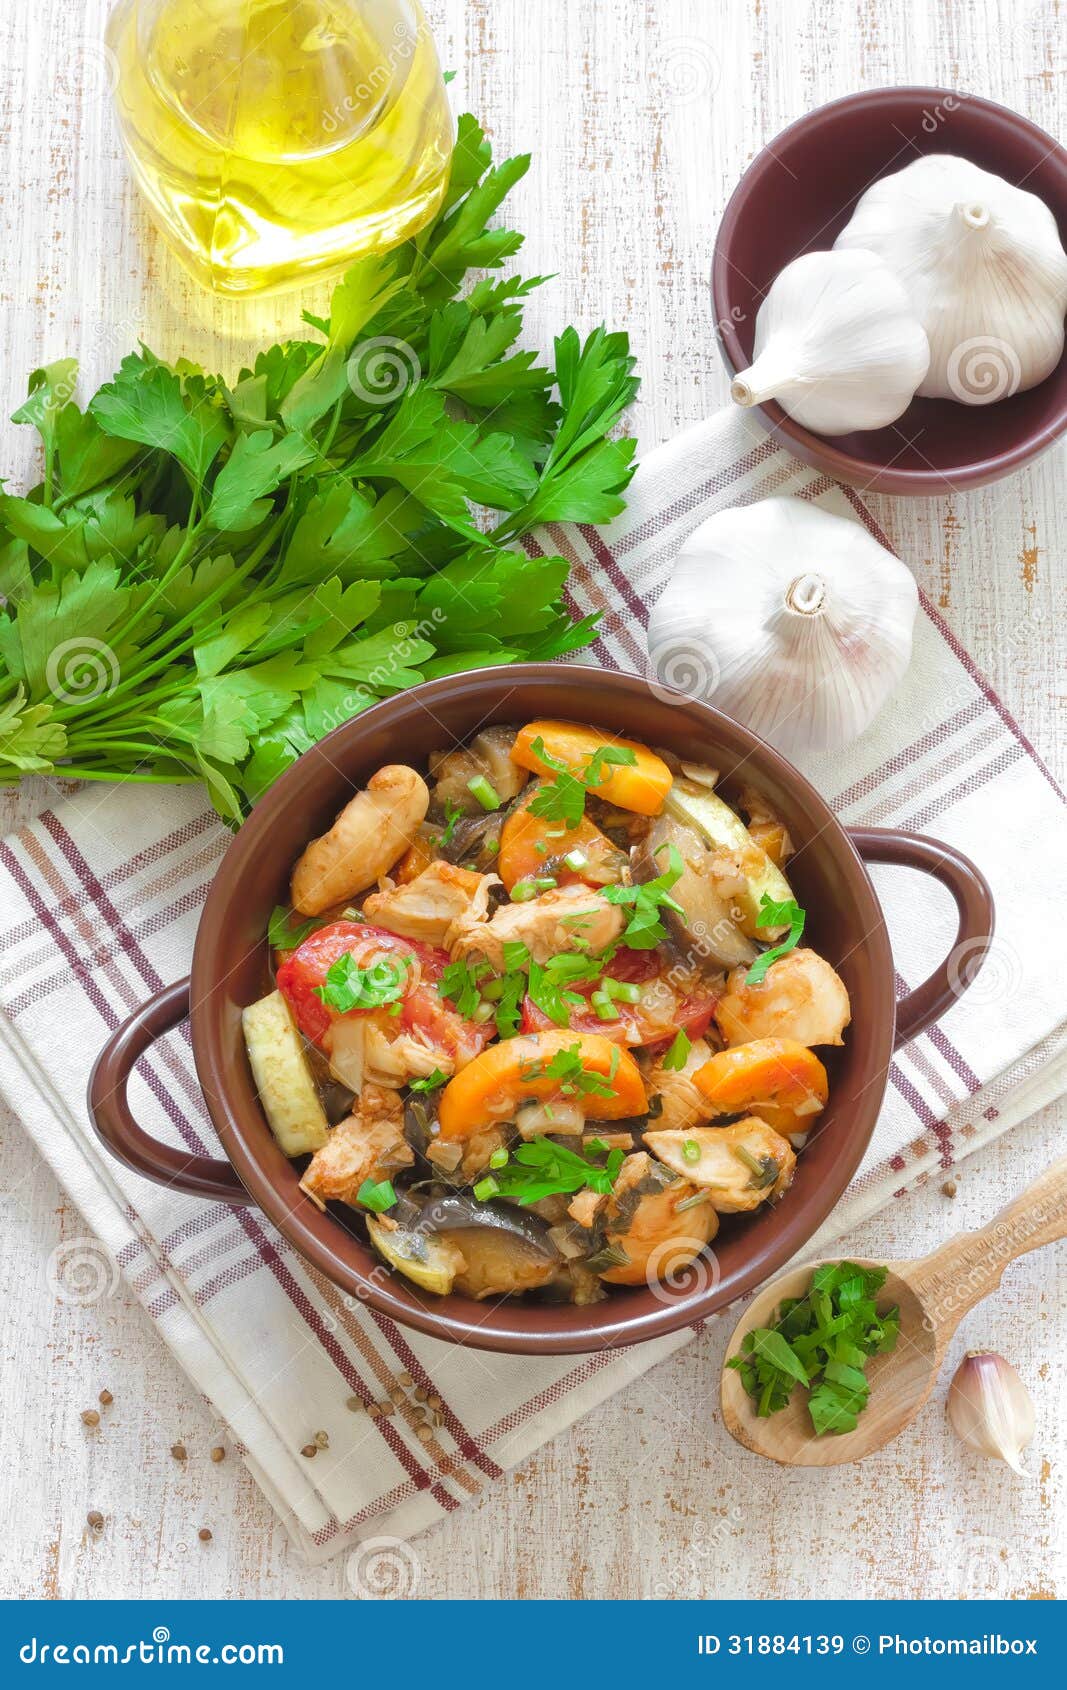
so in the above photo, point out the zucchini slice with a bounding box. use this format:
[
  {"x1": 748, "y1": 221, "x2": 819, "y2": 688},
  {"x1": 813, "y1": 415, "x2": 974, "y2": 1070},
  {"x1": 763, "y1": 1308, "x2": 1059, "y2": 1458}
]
[
  {"x1": 366, "y1": 1216, "x2": 465, "y2": 1297},
  {"x1": 665, "y1": 783, "x2": 794, "y2": 936},
  {"x1": 241, "y1": 990, "x2": 329, "y2": 1157}
]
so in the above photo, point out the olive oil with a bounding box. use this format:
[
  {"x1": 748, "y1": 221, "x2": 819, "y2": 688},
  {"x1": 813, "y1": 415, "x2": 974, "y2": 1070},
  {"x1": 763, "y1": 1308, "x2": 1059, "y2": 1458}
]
[{"x1": 107, "y1": 0, "x2": 454, "y2": 295}]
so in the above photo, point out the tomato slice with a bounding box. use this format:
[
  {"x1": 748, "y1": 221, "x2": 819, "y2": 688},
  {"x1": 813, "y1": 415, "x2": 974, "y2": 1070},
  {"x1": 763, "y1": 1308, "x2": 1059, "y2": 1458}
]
[
  {"x1": 275, "y1": 921, "x2": 492, "y2": 1063},
  {"x1": 519, "y1": 947, "x2": 716, "y2": 1048}
]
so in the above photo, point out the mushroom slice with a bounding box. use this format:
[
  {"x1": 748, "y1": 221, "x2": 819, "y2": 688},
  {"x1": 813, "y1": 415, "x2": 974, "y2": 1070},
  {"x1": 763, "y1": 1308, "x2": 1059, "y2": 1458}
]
[
  {"x1": 644, "y1": 1118, "x2": 796, "y2": 1213},
  {"x1": 291, "y1": 765, "x2": 429, "y2": 915},
  {"x1": 647, "y1": 1034, "x2": 718, "y2": 1133},
  {"x1": 715, "y1": 949, "x2": 851, "y2": 1048},
  {"x1": 429, "y1": 725, "x2": 529, "y2": 815},
  {"x1": 664, "y1": 781, "x2": 795, "y2": 938},
  {"x1": 634, "y1": 814, "x2": 756, "y2": 971}
]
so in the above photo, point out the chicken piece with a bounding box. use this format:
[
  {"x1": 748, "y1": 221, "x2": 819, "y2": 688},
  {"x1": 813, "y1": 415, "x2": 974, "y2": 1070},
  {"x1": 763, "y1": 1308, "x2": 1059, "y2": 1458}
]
[
  {"x1": 362, "y1": 862, "x2": 500, "y2": 949},
  {"x1": 715, "y1": 949, "x2": 851, "y2": 1047},
  {"x1": 644, "y1": 1118, "x2": 796, "y2": 1213},
  {"x1": 429, "y1": 725, "x2": 529, "y2": 815},
  {"x1": 291, "y1": 766, "x2": 429, "y2": 915},
  {"x1": 300, "y1": 1084, "x2": 413, "y2": 1207},
  {"x1": 596, "y1": 1151, "x2": 718, "y2": 1286},
  {"x1": 647, "y1": 1036, "x2": 717, "y2": 1133},
  {"x1": 568, "y1": 1188, "x2": 608, "y2": 1229},
  {"x1": 451, "y1": 883, "x2": 626, "y2": 969}
]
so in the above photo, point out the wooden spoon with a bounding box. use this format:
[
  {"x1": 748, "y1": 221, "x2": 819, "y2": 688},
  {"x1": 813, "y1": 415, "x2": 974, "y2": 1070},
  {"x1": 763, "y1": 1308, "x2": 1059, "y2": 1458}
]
[{"x1": 720, "y1": 1154, "x2": 1067, "y2": 1466}]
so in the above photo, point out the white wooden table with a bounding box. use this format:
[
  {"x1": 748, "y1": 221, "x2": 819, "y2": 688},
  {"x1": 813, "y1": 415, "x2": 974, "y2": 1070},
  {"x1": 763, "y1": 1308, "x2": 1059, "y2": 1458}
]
[{"x1": 1, "y1": 0, "x2": 1064, "y2": 1600}]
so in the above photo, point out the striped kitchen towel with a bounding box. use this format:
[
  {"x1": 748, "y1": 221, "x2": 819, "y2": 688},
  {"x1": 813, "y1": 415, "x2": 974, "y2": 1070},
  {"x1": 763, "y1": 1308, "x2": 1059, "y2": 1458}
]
[{"x1": 0, "y1": 406, "x2": 1065, "y2": 1569}]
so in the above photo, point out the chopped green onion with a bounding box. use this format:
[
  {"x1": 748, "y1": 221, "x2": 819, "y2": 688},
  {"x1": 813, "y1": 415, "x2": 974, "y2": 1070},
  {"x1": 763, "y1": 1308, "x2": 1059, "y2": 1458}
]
[
  {"x1": 590, "y1": 990, "x2": 616, "y2": 1020},
  {"x1": 563, "y1": 849, "x2": 588, "y2": 871},
  {"x1": 601, "y1": 977, "x2": 640, "y2": 1004},
  {"x1": 357, "y1": 1179, "x2": 397, "y2": 1213},
  {"x1": 467, "y1": 774, "x2": 501, "y2": 811},
  {"x1": 473, "y1": 1000, "x2": 496, "y2": 1023},
  {"x1": 682, "y1": 1138, "x2": 701, "y2": 1165},
  {"x1": 488, "y1": 1147, "x2": 509, "y2": 1169},
  {"x1": 474, "y1": 1176, "x2": 499, "y2": 1201},
  {"x1": 511, "y1": 875, "x2": 557, "y2": 901}
]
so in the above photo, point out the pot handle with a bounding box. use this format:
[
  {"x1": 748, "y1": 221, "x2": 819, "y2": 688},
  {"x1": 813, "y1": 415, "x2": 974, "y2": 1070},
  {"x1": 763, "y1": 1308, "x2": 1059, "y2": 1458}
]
[
  {"x1": 848, "y1": 828, "x2": 994, "y2": 1050},
  {"x1": 87, "y1": 978, "x2": 252, "y2": 1205}
]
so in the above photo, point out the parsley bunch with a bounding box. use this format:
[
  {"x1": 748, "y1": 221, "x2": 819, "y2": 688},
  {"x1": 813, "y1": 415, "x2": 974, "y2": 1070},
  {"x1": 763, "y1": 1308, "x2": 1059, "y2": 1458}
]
[{"x1": 0, "y1": 115, "x2": 638, "y2": 821}]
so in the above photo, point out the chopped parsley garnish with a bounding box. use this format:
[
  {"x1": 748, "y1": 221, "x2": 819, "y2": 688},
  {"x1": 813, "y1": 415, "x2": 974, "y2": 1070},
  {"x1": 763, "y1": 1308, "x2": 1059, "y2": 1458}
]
[
  {"x1": 267, "y1": 906, "x2": 321, "y2": 952},
  {"x1": 439, "y1": 801, "x2": 463, "y2": 849},
  {"x1": 313, "y1": 951, "x2": 411, "y2": 1012},
  {"x1": 439, "y1": 956, "x2": 489, "y2": 1020},
  {"x1": 661, "y1": 1028, "x2": 691, "y2": 1071},
  {"x1": 526, "y1": 738, "x2": 638, "y2": 828},
  {"x1": 408, "y1": 1068, "x2": 449, "y2": 1094},
  {"x1": 518, "y1": 1039, "x2": 620, "y2": 1098},
  {"x1": 491, "y1": 970, "x2": 527, "y2": 1039},
  {"x1": 746, "y1": 895, "x2": 806, "y2": 985},
  {"x1": 727, "y1": 1261, "x2": 900, "y2": 1434},
  {"x1": 474, "y1": 1136, "x2": 625, "y2": 1206},
  {"x1": 603, "y1": 841, "x2": 685, "y2": 948},
  {"x1": 501, "y1": 941, "x2": 531, "y2": 971},
  {"x1": 357, "y1": 1178, "x2": 397, "y2": 1213}
]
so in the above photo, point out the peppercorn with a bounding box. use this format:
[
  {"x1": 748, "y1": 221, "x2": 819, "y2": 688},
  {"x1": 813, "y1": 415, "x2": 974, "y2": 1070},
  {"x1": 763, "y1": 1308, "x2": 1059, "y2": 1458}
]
[
  {"x1": 198, "y1": 1528, "x2": 212, "y2": 1542},
  {"x1": 301, "y1": 1443, "x2": 317, "y2": 1458}
]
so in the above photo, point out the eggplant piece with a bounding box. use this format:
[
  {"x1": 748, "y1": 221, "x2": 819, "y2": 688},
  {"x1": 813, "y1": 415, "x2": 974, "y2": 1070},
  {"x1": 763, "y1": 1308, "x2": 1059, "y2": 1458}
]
[
  {"x1": 437, "y1": 808, "x2": 507, "y2": 874},
  {"x1": 416, "y1": 1193, "x2": 562, "y2": 1300},
  {"x1": 664, "y1": 782, "x2": 794, "y2": 938},
  {"x1": 366, "y1": 1213, "x2": 465, "y2": 1297},
  {"x1": 634, "y1": 814, "x2": 756, "y2": 971},
  {"x1": 429, "y1": 725, "x2": 529, "y2": 817}
]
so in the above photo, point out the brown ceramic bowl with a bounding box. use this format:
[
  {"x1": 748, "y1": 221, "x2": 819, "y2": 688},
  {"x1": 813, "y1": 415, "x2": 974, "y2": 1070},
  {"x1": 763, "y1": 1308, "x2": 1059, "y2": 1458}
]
[
  {"x1": 88, "y1": 666, "x2": 993, "y2": 1354},
  {"x1": 712, "y1": 87, "x2": 1067, "y2": 494}
]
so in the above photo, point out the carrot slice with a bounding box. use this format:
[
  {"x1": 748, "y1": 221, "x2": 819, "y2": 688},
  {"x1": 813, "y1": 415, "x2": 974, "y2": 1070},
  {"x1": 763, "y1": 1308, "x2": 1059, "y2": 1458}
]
[
  {"x1": 498, "y1": 795, "x2": 624, "y2": 892},
  {"x1": 438, "y1": 1030, "x2": 646, "y2": 1141},
  {"x1": 510, "y1": 720, "x2": 672, "y2": 816},
  {"x1": 693, "y1": 1038, "x2": 828, "y2": 1135}
]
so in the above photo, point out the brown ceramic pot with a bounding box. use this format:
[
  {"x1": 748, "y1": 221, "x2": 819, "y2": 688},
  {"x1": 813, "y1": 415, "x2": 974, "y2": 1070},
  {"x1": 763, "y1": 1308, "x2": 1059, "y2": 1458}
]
[
  {"x1": 712, "y1": 87, "x2": 1067, "y2": 494},
  {"x1": 88, "y1": 666, "x2": 994, "y2": 1353}
]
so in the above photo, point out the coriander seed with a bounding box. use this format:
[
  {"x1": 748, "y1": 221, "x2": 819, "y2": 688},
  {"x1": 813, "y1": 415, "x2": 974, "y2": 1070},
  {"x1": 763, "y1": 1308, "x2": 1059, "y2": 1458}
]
[{"x1": 80, "y1": 1409, "x2": 100, "y2": 1428}]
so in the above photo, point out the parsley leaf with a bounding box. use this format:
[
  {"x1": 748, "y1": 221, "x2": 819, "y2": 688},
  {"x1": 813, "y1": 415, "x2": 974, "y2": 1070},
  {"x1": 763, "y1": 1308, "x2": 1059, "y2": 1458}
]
[
  {"x1": 475, "y1": 1135, "x2": 625, "y2": 1206},
  {"x1": 661, "y1": 1029, "x2": 691, "y2": 1071},
  {"x1": 314, "y1": 952, "x2": 411, "y2": 1013},
  {"x1": 746, "y1": 895, "x2": 807, "y2": 985},
  {"x1": 603, "y1": 841, "x2": 685, "y2": 948},
  {"x1": 408, "y1": 1068, "x2": 449, "y2": 1094},
  {"x1": 267, "y1": 906, "x2": 321, "y2": 952},
  {"x1": 526, "y1": 737, "x2": 639, "y2": 829},
  {"x1": 0, "y1": 115, "x2": 638, "y2": 815}
]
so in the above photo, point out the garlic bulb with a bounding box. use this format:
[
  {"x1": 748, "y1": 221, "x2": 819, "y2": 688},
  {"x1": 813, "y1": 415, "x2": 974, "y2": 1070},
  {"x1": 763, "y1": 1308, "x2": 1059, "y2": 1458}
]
[
  {"x1": 947, "y1": 1350, "x2": 1035, "y2": 1475},
  {"x1": 729, "y1": 249, "x2": 930, "y2": 434},
  {"x1": 835, "y1": 154, "x2": 1067, "y2": 403},
  {"x1": 646, "y1": 496, "x2": 918, "y2": 756}
]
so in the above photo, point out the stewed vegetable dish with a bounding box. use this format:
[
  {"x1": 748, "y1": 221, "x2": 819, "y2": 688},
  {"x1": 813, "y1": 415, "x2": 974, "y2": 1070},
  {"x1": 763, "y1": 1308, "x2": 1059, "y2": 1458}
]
[{"x1": 242, "y1": 719, "x2": 851, "y2": 1305}]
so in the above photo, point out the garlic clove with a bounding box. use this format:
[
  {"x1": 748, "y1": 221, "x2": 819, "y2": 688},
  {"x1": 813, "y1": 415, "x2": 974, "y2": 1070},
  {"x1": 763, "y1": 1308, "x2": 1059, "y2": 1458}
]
[
  {"x1": 729, "y1": 249, "x2": 930, "y2": 434},
  {"x1": 646, "y1": 496, "x2": 918, "y2": 757},
  {"x1": 947, "y1": 1349, "x2": 1035, "y2": 1476},
  {"x1": 834, "y1": 154, "x2": 1067, "y2": 404}
]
